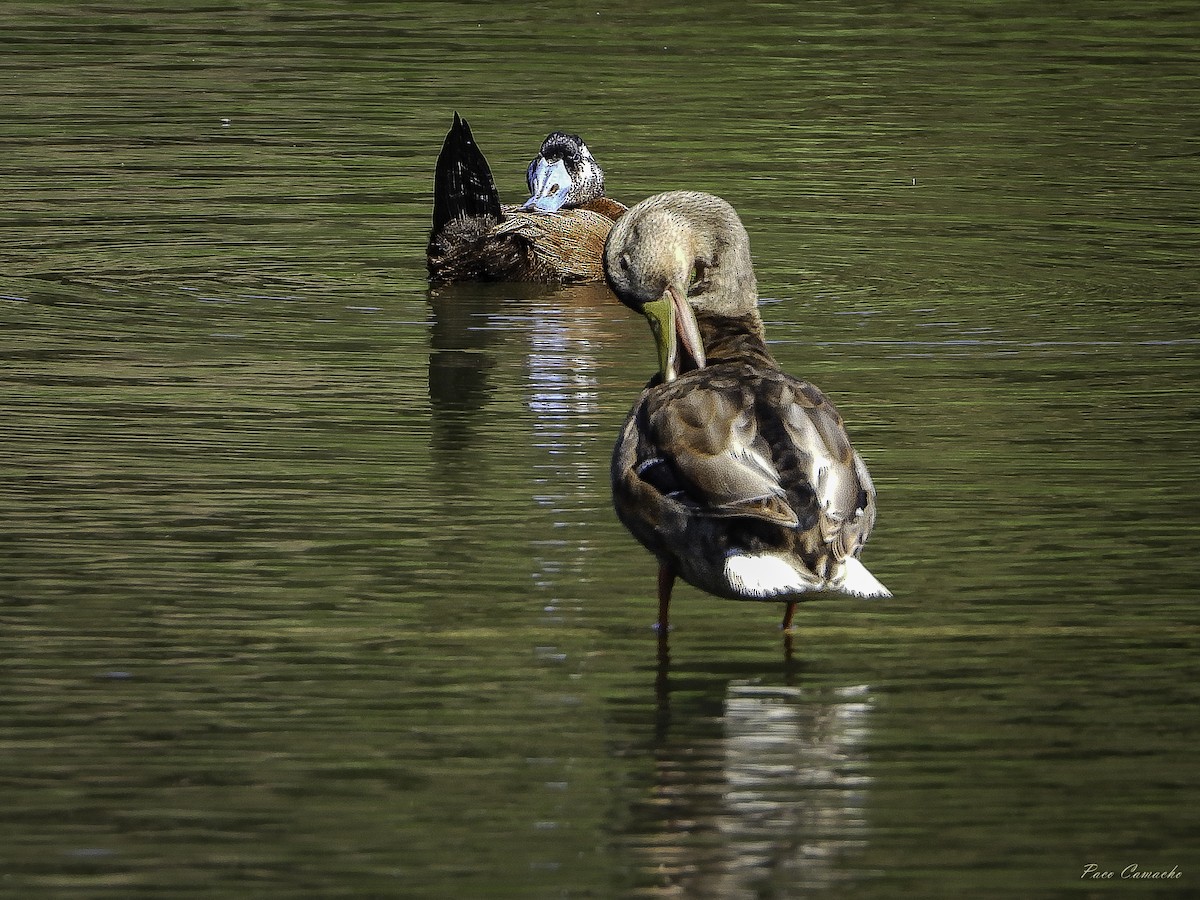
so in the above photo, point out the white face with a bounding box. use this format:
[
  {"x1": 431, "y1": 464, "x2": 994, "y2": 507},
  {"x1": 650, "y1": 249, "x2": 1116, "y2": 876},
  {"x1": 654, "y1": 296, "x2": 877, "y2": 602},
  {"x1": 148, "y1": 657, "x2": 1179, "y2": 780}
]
[{"x1": 521, "y1": 134, "x2": 605, "y2": 212}]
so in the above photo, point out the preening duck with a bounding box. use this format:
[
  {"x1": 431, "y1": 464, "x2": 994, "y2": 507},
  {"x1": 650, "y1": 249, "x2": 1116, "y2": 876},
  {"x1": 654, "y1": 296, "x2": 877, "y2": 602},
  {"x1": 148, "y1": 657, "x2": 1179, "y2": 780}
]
[
  {"x1": 427, "y1": 113, "x2": 626, "y2": 283},
  {"x1": 604, "y1": 191, "x2": 890, "y2": 635}
]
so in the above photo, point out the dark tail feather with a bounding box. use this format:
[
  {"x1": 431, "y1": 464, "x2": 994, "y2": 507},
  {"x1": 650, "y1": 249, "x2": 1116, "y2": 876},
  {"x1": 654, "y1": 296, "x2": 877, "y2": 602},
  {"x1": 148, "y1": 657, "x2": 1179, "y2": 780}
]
[{"x1": 431, "y1": 112, "x2": 502, "y2": 235}]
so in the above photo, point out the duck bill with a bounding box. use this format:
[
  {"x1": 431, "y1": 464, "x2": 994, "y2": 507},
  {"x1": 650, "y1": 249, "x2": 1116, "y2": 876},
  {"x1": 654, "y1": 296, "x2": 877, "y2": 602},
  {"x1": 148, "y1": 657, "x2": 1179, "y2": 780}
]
[
  {"x1": 521, "y1": 157, "x2": 572, "y2": 212},
  {"x1": 642, "y1": 285, "x2": 706, "y2": 382}
]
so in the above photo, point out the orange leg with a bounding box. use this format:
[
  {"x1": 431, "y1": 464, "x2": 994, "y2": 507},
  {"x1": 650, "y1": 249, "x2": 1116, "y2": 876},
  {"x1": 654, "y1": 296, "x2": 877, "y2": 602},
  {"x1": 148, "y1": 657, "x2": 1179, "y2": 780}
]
[
  {"x1": 780, "y1": 601, "x2": 798, "y2": 632},
  {"x1": 656, "y1": 562, "x2": 675, "y2": 634}
]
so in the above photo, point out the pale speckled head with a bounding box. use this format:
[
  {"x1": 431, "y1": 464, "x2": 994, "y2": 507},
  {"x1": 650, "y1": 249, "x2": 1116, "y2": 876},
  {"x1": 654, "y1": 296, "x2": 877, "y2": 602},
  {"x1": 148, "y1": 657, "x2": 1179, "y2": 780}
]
[
  {"x1": 522, "y1": 132, "x2": 605, "y2": 213},
  {"x1": 604, "y1": 190, "x2": 758, "y2": 317},
  {"x1": 604, "y1": 191, "x2": 760, "y2": 380}
]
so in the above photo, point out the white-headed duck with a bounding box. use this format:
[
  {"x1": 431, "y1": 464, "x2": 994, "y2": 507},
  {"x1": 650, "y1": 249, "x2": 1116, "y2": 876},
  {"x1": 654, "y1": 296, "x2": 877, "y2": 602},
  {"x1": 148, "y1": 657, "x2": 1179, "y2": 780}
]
[{"x1": 428, "y1": 113, "x2": 626, "y2": 283}]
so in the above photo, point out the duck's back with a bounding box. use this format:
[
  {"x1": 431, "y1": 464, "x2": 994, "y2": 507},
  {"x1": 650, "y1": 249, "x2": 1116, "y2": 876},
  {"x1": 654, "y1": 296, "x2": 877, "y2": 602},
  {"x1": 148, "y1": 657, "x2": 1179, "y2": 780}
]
[
  {"x1": 430, "y1": 207, "x2": 620, "y2": 283},
  {"x1": 613, "y1": 362, "x2": 880, "y2": 599},
  {"x1": 492, "y1": 207, "x2": 619, "y2": 282}
]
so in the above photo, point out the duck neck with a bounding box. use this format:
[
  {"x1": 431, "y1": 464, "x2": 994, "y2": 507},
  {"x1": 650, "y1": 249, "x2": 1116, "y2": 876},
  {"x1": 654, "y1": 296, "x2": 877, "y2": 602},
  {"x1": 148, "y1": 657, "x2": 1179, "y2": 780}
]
[{"x1": 697, "y1": 313, "x2": 776, "y2": 367}]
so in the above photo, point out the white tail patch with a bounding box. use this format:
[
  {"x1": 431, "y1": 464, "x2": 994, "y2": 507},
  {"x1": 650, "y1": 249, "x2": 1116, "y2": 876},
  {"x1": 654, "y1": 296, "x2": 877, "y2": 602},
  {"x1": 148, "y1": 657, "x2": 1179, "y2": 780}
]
[
  {"x1": 724, "y1": 554, "x2": 813, "y2": 598},
  {"x1": 836, "y1": 557, "x2": 891, "y2": 598},
  {"x1": 724, "y1": 553, "x2": 891, "y2": 599}
]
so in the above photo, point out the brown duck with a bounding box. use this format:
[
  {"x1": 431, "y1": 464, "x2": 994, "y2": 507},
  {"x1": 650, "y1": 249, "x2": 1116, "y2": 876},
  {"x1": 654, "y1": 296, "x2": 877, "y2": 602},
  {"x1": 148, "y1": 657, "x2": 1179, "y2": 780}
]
[
  {"x1": 604, "y1": 191, "x2": 890, "y2": 635},
  {"x1": 427, "y1": 113, "x2": 626, "y2": 283}
]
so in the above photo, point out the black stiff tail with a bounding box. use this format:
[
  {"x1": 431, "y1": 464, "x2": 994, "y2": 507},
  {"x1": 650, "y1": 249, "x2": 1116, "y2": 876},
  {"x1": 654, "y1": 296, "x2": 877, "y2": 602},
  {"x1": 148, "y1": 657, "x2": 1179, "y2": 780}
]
[{"x1": 431, "y1": 112, "x2": 502, "y2": 235}]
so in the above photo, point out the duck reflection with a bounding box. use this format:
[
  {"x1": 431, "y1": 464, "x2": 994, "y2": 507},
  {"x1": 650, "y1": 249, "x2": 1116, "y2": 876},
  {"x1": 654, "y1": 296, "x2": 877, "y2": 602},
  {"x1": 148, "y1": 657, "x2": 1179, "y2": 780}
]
[
  {"x1": 427, "y1": 288, "x2": 496, "y2": 412},
  {"x1": 524, "y1": 283, "x2": 615, "y2": 488},
  {"x1": 630, "y1": 664, "x2": 874, "y2": 897},
  {"x1": 520, "y1": 283, "x2": 620, "y2": 607},
  {"x1": 427, "y1": 281, "x2": 508, "y2": 461},
  {"x1": 426, "y1": 281, "x2": 618, "y2": 466},
  {"x1": 424, "y1": 280, "x2": 628, "y2": 633}
]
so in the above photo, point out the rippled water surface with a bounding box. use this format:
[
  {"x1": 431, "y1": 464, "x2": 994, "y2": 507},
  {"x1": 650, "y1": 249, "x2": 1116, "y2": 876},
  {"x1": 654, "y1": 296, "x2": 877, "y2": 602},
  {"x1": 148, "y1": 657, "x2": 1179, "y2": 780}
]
[{"x1": 4, "y1": 2, "x2": 1198, "y2": 897}]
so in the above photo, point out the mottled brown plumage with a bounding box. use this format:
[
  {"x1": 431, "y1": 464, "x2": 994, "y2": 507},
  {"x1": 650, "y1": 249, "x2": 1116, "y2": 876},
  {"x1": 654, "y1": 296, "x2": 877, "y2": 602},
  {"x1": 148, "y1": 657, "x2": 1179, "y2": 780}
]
[
  {"x1": 604, "y1": 191, "x2": 889, "y2": 634},
  {"x1": 427, "y1": 114, "x2": 625, "y2": 283}
]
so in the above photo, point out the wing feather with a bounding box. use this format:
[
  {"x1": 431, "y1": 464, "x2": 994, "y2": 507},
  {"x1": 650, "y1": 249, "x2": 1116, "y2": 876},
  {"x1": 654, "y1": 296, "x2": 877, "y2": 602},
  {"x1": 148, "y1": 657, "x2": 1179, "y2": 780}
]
[
  {"x1": 778, "y1": 378, "x2": 875, "y2": 553},
  {"x1": 493, "y1": 209, "x2": 613, "y2": 281},
  {"x1": 640, "y1": 379, "x2": 798, "y2": 526}
]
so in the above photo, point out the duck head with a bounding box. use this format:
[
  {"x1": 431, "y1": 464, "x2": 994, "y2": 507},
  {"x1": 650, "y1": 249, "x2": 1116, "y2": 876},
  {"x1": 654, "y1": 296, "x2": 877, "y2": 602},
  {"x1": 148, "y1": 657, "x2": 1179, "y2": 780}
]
[
  {"x1": 604, "y1": 191, "x2": 759, "y2": 382},
  {"x1": 521, "y1": 132, "x2": 606, "y2": 213}
]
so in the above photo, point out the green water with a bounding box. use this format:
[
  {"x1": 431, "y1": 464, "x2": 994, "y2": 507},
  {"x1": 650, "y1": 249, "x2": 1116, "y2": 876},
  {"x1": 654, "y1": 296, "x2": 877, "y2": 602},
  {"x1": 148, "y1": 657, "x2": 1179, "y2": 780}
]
[{"x1": 3, "y1": 2, "x2": 1198, "y2": 897}]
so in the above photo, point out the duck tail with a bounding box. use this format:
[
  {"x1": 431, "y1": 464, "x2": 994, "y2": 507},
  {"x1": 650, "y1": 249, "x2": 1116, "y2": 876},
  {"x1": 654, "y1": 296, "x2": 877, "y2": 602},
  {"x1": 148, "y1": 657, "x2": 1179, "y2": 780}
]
[
  {"x1": 431, "y1": 112, "x2": 502, "y2": 235},
  {"x1": 838, "y1": 557, "x2": 892, "y2": 598}
]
